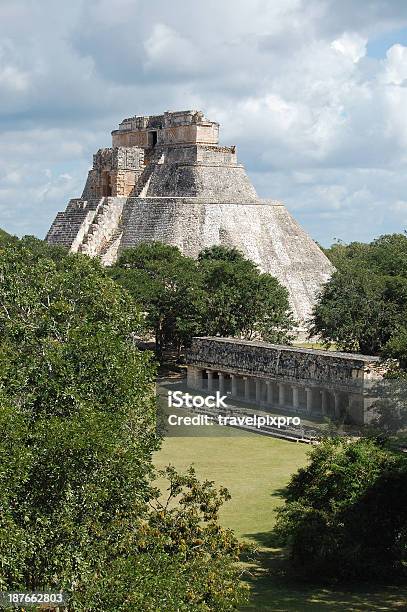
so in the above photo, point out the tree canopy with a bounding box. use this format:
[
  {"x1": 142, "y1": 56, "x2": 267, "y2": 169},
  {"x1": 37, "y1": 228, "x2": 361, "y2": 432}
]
[
  {"x1": 274, "y1": 437, "x2": 407, "y2": 580},
  {"x1": 0, "y1": 237, "x2": 248, "y2": 610},
  {"x1": 0, "y1": 227, "x2": 18, "y2": 248},
  {"x1": 313, "y1": 234, "x2": 407, "y2": 359},
  {"x1": 110, "y1": 242, "x2": 294, "y2": 357},
  {"x1": 108, "y1": 242, "x2": 204, "y2": 357}
]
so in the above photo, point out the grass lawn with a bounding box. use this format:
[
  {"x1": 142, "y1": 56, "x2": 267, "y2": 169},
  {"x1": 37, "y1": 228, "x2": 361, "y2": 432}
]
[
  {"x1": 154, "y1": 428, "x2": 308, "y2": 538},
  {"x1": 154, "y1": 429, "x2": 407, "y2": 611}
]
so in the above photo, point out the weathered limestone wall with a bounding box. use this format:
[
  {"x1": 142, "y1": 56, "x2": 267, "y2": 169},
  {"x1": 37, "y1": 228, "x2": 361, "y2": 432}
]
[
  {"x1": 160, "y1": 125, "x2": 199, "y2": 146},
  {"x1": 157, "y1": 124, "x2": 219, "y2": 145},
  {"x1": 196, "y1": 145, "x2": 237, "y2": 165},
  {"x1": 110, "y1": 170, "x2": 138, "y2": 197},
  {"x1": 119, "y1": 198, "x2": 332, "y2": 323},
  {"x1": 185, "y1": 337, "x2": 383, "y2": 425},
  {"x1": 112, "y1": 110, "x2": 219, "y2": 147},
  {"x1": 112, "y1": 130, "x2": 150, "y2": 148},
  {"x1": 82, "y1": 147, "x2": 144, "y2": 198},
  {"x1": 118, "y1": 114, "x2": 164, "y2": 131},
  {"x1": 150, "y1": 145, "x2": 236, "y2": 165},
  {"x1": 135, "y1": 143, "x2": 254, "y2": 201},
  {"x1": 145, "y1": 164, "x2": 257, "y2": 200},
  {"x1": 186, "y1": 337, "x2": 381, "y2": 389}
]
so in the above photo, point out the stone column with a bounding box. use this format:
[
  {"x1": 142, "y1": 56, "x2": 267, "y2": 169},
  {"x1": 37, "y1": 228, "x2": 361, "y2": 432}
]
[
  {"x1": 334, "y1": 392, "x2": 341, "y2": 419},
  {"x1": 255, "y1": 379, "x2": 262, "y2": 403},
  {"x1": 292, "y1": 386, "x2": 300, "y2": 410},
  {"x1": 207, "y1": 370, "x2": 213, "y2": 393},
  {"x1": 278, "y1": 383, "x2": 285, "y2": 407},
  {"x1": 187, "y1": 366, "x2": 194, "y2": 389},
  {"x1": 347, "y1": 393, "x2": 362, "y2": 424},
  {"x1": 218, "y1": 372, "x2": 225, "y2": 395},
  {"x1": 266, "y1": 381, "x2": 273, "y2": 405},
  {"x1": 321, "y1": 389, "x2": 328, "y2": 416},
  {"x1": 187, "y1": 367, "x2": 202, "y2": 390},
  {"x1": 231, "y1": 374, "x2": 238, "y2": 397},
  {"x1": 244, "y1": 377, "x2": 250, "y2": 401},
  {"x1": 305, "y1": 387, "x2": 313, "y2": 415}
]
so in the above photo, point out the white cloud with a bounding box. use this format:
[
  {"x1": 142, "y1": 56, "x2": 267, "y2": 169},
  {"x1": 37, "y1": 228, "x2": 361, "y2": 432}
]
[
  {"x1": 144, "y1": 23, "x2": 201, "y2": 75},
  {"x1": 1, "y1": 170, "x2": 22, "y2": 185},
  {"x1": 0, "y1": 40, "x2": 31, "y2": 103},
  {"x1": 390, "y1": 200, "x2": 407, "y2": 215},
  {"x1": 0, "y1": 64, "x2": 29, "y2": 92},
  {"x1": 331, "y1": 32, "x2": 367, "y2": 63},
  {"x1": 0, "y1": 0, "x2": 407, "y2": 244},
  {"x1": 0, "y1": 126, "x2": 102, "y2": 236},
  {"x1": 88, "y1": 0, "x2": 140, "y2": 26},
  {"x1": 383, "y1": 43, "x2": 407, "y2": 85}
]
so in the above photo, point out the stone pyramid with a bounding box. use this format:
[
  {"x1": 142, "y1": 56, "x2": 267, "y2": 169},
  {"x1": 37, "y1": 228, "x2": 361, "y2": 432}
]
[{"x1": 46, "y1": 110, "x2": 333, "y2": 326}]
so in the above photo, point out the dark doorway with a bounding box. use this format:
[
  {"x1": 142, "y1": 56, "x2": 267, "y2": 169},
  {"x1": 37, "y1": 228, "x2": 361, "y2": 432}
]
[
  {"x1": 150, "y1": 130, "x2": 158, "y2": 147},
  {"x1": 102, "y1": 171, "x2": 112, "y2": 196}
]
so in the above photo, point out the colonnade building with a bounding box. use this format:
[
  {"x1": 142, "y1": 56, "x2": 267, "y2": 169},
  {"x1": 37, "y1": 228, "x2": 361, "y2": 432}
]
[{"x1": 186, "y1": 337, "x2": 385, "y2": 425}]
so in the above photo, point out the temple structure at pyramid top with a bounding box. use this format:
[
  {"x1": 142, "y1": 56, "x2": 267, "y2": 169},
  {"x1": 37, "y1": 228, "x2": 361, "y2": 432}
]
[
  {"x1": 113, "y1": 110, "x2": 220, "y2": 148},
  {"x1": 46, "y1": 110, "x2": 333, "y2": 327},
  {"x1": 80, "y1": 110, "x2": 257, "y2": 202}
]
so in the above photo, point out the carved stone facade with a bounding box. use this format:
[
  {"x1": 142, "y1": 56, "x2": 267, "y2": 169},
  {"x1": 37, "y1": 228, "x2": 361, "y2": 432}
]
[
  {"x1": 82, "y1": 147, "x2": 145, "y2": 199},
  {"x1": 46, "y1": 110, "x2": 334, "y2": 325},
  {"x1": 112, "y1": 110, "x2": 219, "y2": 148},
  {"x1": 186, "y1": 337, "x2": 384, "y2": 425}
]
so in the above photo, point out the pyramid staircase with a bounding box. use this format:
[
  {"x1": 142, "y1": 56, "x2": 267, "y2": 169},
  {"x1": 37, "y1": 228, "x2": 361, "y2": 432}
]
[
  {"x1": 46, "y1": 198, "x2": 101, "y2": 249},
  {"x1": 77, "y1": 198, "x2": 106, "y2": 254},
  {"x1": 132, "y1": 149, "x2": 164, "y2": 197}
]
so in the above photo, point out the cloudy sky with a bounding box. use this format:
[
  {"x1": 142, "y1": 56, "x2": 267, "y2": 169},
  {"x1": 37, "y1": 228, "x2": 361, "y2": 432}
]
[{"x1": 1, "y1": 0, "x2": 407, "y2": 245}]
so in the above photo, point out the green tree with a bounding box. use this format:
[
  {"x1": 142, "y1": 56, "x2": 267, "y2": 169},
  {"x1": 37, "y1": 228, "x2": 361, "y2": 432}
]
[
  {"x1": 0, "y1": 227, "x2": 18, "y2": 248},
  {"x1": 385, "y1": 328, "x2": 407, "y2": 369},
  {"x1": 312, "y1": 234, "x2": 407, "y2": 355},
  {"x1": 80, "y1": 466, "x2": 249, "y2": 611},
  {"x1": 274, "y1": 438, "x2": 407, "y2": 580},
  {"x1": 109, "y1": 242, "x2": 205, "y2": 358},
  {"x1": 0, "y1": 238, "x2": 158, "y2": 600},
  {"x1": 366, "y1": 233, "x2": 407, "y2": 277},
  {"x1": 319, "y1": 234, "x2": 407, "y2": 437},
  {"x1": 323, "y1": 239, "x2": 369, "y2": 268},
  {"x1": 311, "y1": 267, "x2": 403, "y2": 353},
  {"x1": 111, "y1": 242, "x2": 294, "y2": 357},
  {"x1": 0, "y1": 238, "x2": 248, "y2": 610},
  {"x1": 198, "y1": 246, "x2": 294, "y2": 342},
  {"x1": 324, "y1": 234, "x2": 407, "y2": 277},
  {"x1": 198, "y1": 245, "x2": 246, "y2": 263}
]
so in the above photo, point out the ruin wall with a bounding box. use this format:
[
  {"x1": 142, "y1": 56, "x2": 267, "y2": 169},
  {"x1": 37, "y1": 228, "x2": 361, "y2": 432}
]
[{"x1": 186, "y1": 337, "x2": 381, "y2": 392}]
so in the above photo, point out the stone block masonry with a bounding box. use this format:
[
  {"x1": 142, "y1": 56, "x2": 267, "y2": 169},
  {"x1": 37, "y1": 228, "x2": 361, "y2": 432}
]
[
  {"x1": 46, "y1": 109, "x2": 334, "y2": 327},
  {"x1": 118, "y1": 198, "x2": 331, "y2": 323},
  {"x1": 186, "y1": 337, "x2": 385, "y2": 426},
  {"x1": 82, "y1": 147, "x2": 145, "y2": 199}
]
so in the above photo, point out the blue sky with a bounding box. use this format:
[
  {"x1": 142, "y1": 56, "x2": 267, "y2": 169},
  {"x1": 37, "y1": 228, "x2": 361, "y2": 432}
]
[
  {"x1": 1, "y1": 0, "x2": 407, "y2": 246},
  {"x1": 367, "y1": 27, "x2": 407, "y2": 58}
]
